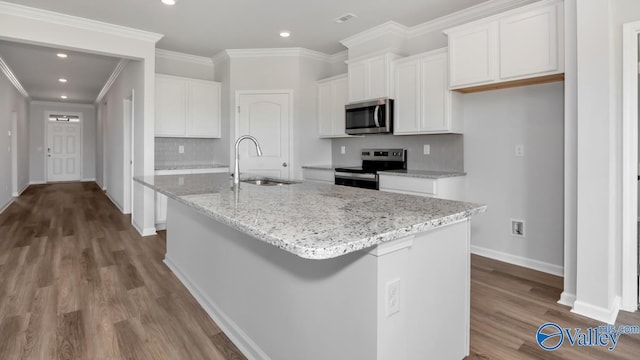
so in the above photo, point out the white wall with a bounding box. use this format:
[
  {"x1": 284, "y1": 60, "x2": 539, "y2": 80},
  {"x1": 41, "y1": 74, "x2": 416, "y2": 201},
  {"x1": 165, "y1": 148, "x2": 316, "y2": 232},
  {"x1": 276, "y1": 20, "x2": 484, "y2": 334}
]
[
  {"x1": 215, "y1": 55, "x2": 333, "y2": 179},
  {"x1": 463, "y1": 82, "x2": 564, "y2": 274},
  {"x1": 156, "y1": 51, "x2": 214, "y2": 80},
  {"x1": 28, "y1": 101, "x2": 96, "y2": 183},
  {"x1": 0, "y1": 70, "x2": 28, "y2": 210},
  {"x1": 98, "y1": 60, "x2": 144, "y2": 215},
  {"x1": 0, "y1": 3, "x2": 160, "y2": 236}
]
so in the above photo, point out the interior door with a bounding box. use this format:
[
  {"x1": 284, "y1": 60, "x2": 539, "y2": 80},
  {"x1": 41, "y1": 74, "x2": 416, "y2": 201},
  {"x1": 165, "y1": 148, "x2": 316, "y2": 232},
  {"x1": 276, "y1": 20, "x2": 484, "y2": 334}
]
[
  {"x1": 237, "y1": 92, "x2": 291, "y2": 179},
  {"x1": 47, "y1": 122, "x2": 81, "y2": 182}
]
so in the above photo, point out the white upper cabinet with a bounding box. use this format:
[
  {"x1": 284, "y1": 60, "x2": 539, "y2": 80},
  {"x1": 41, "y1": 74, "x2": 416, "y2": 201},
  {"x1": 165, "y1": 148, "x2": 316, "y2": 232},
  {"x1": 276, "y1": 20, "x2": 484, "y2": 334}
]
[
  {"x1": 317, "y1": 74, "x2": 350, "y2": 138},
  {"x1": 393, "y1": 49, "x2": 461, "y2": 135},
  {"x1": 445, "y1": 0, "x2": 563, "y2": 90},
  {"x1": 155, "y1": 74, "x2": 221, "y2": 138},
  {"x1": 347, "y1": 53, "x2": 400, "y2": 103}
]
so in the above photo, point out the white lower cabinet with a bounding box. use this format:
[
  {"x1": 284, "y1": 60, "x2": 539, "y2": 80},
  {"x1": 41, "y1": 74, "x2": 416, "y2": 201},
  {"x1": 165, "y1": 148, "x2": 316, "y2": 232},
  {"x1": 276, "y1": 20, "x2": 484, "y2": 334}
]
[
  {"x1": 155, "y1": 167, "x2": 229, "y2": 229},
  {"x1": 302, "y1": 168, "x2": 334, "y2": 184},
  {"x1": 378, "y1": 174, "x2": 465, "y2": 201}
]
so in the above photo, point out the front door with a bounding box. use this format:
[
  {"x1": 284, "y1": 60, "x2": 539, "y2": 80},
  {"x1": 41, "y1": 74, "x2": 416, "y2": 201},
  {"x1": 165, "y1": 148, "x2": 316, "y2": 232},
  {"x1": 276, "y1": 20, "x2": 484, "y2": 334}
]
[
  {"x1": 47, "y1": 121, "x2": 81, "y2": 182},
  {"x1": 236, "y1": 92, "x2": 291, "y2": 179}
]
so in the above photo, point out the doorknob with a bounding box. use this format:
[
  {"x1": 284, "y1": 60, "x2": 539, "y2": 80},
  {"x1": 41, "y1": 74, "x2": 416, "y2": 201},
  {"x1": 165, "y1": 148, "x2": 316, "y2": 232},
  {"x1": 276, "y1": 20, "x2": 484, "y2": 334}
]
[{"x1": 282, "y1": 162, "x2": 288, "y2": 167}]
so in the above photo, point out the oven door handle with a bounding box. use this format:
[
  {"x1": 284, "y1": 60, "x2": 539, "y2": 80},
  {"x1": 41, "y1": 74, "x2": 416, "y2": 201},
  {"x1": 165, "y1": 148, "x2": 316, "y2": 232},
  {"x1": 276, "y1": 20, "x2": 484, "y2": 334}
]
[{"x1": 373, "y1": 105, "x2": 380, "y2": 127}]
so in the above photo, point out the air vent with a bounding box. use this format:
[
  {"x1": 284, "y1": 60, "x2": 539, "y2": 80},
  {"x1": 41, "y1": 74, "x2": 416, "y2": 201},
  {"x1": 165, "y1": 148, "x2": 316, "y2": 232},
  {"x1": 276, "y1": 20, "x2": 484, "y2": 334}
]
[{"x1": 335, "y1": 13, "x2": 357, "y2": 24}]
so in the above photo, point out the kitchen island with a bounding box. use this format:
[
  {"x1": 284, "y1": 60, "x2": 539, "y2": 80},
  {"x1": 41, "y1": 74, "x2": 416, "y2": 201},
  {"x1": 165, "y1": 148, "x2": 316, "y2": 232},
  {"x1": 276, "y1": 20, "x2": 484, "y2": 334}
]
[{"x1": 135, "y1": 173, "x2": 486, "y2": 360}]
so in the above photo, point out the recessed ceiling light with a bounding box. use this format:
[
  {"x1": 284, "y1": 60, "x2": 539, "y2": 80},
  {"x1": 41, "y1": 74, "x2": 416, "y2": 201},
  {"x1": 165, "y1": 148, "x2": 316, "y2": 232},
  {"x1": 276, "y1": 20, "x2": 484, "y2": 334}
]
[
  {"x1": 57, "y1": 53, "x2": 68, "y2": 58},
  {"x1": 60, "y1": 95, "x2": 68, "y2": 99},
  {"x1": 58, "y1": 78, "x2": 67, "y2": 83},
  {"x1": 161, "y1": 0, "x2": 176, "y2": 5},
  {"x1": 280, "y1": 31, "x2": 291, "y2": 38}
]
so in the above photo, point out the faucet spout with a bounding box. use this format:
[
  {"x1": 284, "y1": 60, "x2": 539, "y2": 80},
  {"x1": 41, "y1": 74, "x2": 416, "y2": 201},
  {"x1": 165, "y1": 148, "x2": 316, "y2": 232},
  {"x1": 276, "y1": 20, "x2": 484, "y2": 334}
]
[{"x1": 234, "y1": 135, "x2": 263, "y2": 187}]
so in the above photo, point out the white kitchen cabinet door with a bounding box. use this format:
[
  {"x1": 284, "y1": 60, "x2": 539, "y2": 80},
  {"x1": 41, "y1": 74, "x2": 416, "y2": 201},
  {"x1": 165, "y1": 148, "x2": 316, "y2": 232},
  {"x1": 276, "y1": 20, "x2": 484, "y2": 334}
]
[
  {"x1": 347, "y1": 53, "x2": 399, "y2": 103},
  {"x1": 379, "y1": 174, "x2": 465, "y2": 201},
  {"x1": 447, "y1": 22, "x2": 497, "y2": 88},
  {"x1": 188, "y1": 81, "x2": 221, "y2": 138},
  {"x1": 317, "y1": 74, "x2": 349, "y2": 138},
  {"x1": 420, "y1": 53, "x2": 449, "y2": 132},
  {"x1": 393, "y1": 60, "x2": 421, "y2": 133},
  {"x1": 317, "y1": 82, "x2": 333, "y2": 137},
  {"x1": 155, "y1": 75, "x2": 188, "y2": 136},
  {"x1": 393, "y1": 49, "x2": 460, "y2": 135},
  {"x1": 155, "y1": 74, "x2": 221, "y2": 138},
  {"x1": 368, "y1": 56, "x2": 388, "y2": 100},
  {"x1": 445, "y1": 0, "x2": 563, "y2": 91},
  {"x1": 347, "y1": 62, "x2": 367, "y2": 103},
  {"x1": 332, "y1": 76, "x2": 349, "y2": 135},
  {"x1": 499, "y1": 4, "x2": 559, "y2": 80}
]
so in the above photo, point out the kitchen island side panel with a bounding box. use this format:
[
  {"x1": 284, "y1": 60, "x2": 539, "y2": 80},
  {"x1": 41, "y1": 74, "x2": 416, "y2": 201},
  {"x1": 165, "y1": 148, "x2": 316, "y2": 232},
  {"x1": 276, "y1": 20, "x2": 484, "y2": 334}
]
[{"x1": 165, "y1": 198, "x2": 378, "y2": 360}]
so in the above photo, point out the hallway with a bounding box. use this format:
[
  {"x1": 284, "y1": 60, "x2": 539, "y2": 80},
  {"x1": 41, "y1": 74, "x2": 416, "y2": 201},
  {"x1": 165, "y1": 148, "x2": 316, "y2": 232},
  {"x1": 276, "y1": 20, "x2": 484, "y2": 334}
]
[{"x1": 0, "y1": 182, "x2": 244, "y2": 360}]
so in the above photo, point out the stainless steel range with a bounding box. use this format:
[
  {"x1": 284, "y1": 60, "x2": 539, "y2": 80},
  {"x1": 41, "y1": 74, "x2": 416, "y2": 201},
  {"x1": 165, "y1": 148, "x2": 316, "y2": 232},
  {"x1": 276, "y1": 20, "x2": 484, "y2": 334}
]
[{"x1": 334, "y1": 148, "x2": 407, "y2": 190}]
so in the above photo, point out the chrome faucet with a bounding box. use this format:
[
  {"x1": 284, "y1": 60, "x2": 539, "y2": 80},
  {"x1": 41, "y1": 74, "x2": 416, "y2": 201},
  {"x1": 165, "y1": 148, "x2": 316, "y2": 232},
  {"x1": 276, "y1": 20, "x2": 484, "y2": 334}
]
[{"x1": 233, "y1": 135, "x2": 263, "y2": 187}]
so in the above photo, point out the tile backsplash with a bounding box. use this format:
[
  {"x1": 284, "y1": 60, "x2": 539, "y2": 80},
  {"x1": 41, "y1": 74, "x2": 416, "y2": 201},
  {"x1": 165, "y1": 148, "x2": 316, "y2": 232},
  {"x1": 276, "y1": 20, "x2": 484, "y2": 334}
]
[
  {"x1": 155, "y1": 137, "x2": 217, "y2": 168},
  {"x1": 331, "y1": 133, "x2": 464, "y2": 171}
]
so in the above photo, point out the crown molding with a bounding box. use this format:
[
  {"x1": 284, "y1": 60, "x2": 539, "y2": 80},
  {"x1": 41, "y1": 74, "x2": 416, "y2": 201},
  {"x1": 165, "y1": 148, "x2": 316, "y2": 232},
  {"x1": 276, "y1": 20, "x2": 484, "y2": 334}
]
[
  {"x1": 213, "y1": 48, "x2": 338, "y2": 63},
  {"x1": 0, "y1": 1, "x2": 163, "y2": 43},
  {"x1": 338, "y1": 0, "x2": 541, "y2": 49},
  {"x1": 328, "y1": 50, "x2": 348, "y2": 64},
  {"x1": 30, "y1": 100, "x2": 95, "y2": 108},
  {"x1": 340, "y1": 21, "x2": 410, "y2": 49},
  {"x1": 156, "y1": 49, "x2": 213, "y2": 66},
  {"x1": 418, "y1": 0, "x2": 541, "y2": 37},
  {"x1": 96, "y1": 59, "x2": 128, "y2": 104},
  {"x1": 0, "y1": 56, "x2": 28, "y2": 98}
]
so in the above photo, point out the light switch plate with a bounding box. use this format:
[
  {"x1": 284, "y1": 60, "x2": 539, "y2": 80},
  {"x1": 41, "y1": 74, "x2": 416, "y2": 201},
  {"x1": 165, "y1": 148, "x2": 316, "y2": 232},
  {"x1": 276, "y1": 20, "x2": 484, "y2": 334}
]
[
  {"x1": 340, "y1": 146, "x2": 346, "y2": 155},
  {"x1": 423, "y1": 144, "x2": 430, "y2": 155},
  {"x1": 178, "y1": 145, "x2": 185, "y2": 154}
]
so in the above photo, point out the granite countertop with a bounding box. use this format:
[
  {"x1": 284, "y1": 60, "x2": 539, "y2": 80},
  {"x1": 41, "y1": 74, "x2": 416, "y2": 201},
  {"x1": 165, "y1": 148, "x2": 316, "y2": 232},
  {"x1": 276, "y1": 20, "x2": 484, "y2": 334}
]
[
  {"x1": 301, "y1": 165, "x2": 336, "y2": 171},
  {"x1": 378, "y1": 169, "x2": 466, "y2": 179},
  {"x1": 155, "y1": 164, "x2": 229, "y2": 171},
  {"x1": 134, "y1": 173, "x2": 485, "y2": 260}
]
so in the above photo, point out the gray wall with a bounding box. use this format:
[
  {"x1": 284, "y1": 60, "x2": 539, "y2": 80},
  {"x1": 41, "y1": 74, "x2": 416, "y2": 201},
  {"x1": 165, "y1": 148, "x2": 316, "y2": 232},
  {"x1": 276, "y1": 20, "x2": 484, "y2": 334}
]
[
  {"x1": 0, "y1": 70, "x2": 28, "y2": 208},
  {"x1": 462, "y1": 82, "x2": 564, "y2": 271},
  {"x1": 155, "y1": 137, "x2": 216, "y2": 169},
  {"x1": 28, "y1": 101, "x2": 96, "y2": 183},
  {"x1": 332, "y1": 134, "x2": 464, "y2": 171}
]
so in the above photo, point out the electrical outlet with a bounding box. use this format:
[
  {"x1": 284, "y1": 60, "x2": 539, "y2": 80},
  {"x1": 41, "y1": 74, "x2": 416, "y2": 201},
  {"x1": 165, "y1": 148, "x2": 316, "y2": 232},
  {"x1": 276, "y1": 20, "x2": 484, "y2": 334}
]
[
  {"x1": 515, "y1": 144, "x2": 525, "y2": 157},
  {"x1": 511, "y1": 219, "x2": 525, "y2": 237},
  {"x1": 178, "y1": 177, "x2": 185, "y2": 186},
  {"x1": 178, "y1": 145, "x2": 185, "y2": 154},
  {"x1": 340, "y1": 146, "x2": 346, "y2": 155},
  {"x1": 423, "y1": 144, "x2": 430, "y2": 155},
  {"x1": 386, "y1": 279, "x2": 400, "y2": 317}
]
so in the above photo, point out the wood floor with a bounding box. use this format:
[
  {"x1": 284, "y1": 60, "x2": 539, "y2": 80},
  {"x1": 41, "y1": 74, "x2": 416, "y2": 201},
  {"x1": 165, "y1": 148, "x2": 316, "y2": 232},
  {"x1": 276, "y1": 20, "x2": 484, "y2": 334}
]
[{"x1": 0, "y1": 182, "x2": 638, "y2": 359}]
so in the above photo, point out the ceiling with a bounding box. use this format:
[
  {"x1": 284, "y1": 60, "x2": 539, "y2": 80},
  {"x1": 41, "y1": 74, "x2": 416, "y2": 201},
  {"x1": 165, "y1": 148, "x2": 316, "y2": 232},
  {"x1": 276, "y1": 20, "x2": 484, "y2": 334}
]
[
  {"x1": 0, "y1": 0, "x2": 488, "y2": 104},
  {"x1": 0, "y1": 40, "x2": 121, "y2": 104}
]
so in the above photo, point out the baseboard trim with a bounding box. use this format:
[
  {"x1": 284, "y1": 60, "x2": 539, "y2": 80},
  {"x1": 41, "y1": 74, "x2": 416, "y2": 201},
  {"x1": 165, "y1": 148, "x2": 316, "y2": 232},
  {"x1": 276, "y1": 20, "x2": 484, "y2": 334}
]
[
  {"x1": 470, "y1": 245, "x2": 564, "y2": 276},
  {"x1": 155, "y1": 222, "x2": 166, "y2": 231},
  {"x1": 15, "y1": 182, "x2": 29, "y2": 196},
  {"x1": 571, "y1": 296, "x2": 621, "y2": 324},
  {"x1": 82, "y1": 178, "x2": 97, "y2": 182},
  {"x1": 0, "y1": 198, "x2": 14, "y2": 214},
  {"x1": 130, "y1": 218, "x2": 156, "y2": 237},
  {"x1": 29, "y1": 181, "x2": 46, "y2": 185},
  {"x1": 105, "y1": 191, "x2": 124, "y2": 213},
  {"x1": 164, "y1": 256, "x2": 269, "y2": 360},
  {"x1": 558, "y1": 292, "x2": 576, "y2": 307}
]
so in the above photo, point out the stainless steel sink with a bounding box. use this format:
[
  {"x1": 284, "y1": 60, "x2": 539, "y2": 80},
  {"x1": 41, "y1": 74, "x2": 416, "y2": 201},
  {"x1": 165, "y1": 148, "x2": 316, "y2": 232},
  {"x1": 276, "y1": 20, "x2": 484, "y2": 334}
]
[{"x1": 241, "y1": 178, "x2": 299, "y2": 186}]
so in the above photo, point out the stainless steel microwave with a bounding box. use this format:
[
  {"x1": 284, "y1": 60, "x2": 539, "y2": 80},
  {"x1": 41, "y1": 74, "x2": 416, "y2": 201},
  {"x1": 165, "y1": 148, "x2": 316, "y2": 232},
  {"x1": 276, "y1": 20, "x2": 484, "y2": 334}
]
[{"x1": 345, "y1": 98, "x2": 393, "y2": 135}]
